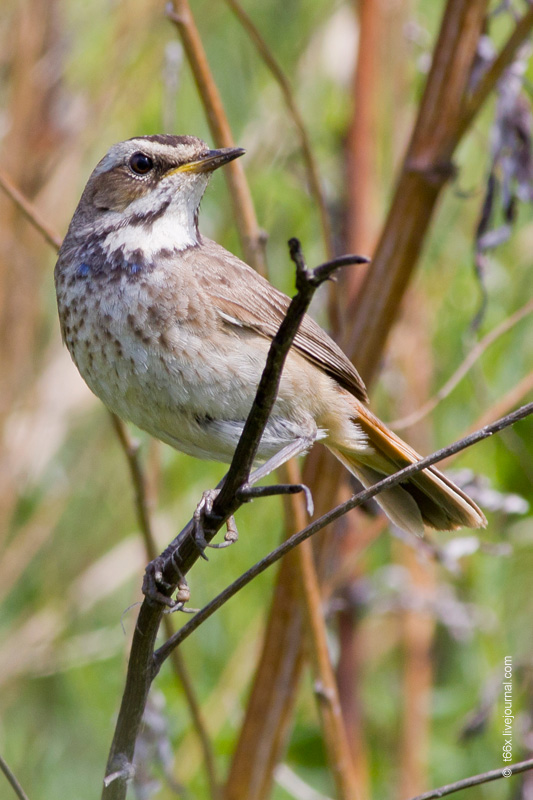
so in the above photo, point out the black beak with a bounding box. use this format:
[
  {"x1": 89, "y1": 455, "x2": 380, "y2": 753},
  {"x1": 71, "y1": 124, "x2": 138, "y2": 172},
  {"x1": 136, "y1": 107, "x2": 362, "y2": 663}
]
[{"x1": 177, "y1": 146, "x2": 245, "y2": 175}]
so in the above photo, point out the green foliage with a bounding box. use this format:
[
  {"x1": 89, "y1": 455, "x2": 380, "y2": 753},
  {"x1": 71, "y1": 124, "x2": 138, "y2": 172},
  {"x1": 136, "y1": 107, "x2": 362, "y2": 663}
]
[{"x1": 1, "y1": 1, "x2": 532, "y2": 799}]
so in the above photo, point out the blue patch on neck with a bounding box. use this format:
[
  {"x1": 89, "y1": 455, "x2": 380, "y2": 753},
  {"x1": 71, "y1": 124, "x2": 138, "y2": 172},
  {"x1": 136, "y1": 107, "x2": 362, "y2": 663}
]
[
  {"x1": 76, "y1": 262, "x2": 91, "y2": 278},
  {"x1": 75, "y1": 237, "x2": 152, "y2": 280}
]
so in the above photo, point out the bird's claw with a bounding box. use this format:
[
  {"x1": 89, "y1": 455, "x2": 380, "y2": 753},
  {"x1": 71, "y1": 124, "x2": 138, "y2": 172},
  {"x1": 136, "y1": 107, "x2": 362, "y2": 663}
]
[
  {"x1": 143, "y1": 560, "x2": 176, "y2": 608},
  {"x1": 193, "y1": 490, "x2": 239, "y2": 552}
]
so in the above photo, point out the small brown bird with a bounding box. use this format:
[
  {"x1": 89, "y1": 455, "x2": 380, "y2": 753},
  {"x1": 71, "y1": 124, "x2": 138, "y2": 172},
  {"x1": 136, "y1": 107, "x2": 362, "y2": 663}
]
[{"x1": 55, "y1": 134, "x2": 486, "y2": 536}]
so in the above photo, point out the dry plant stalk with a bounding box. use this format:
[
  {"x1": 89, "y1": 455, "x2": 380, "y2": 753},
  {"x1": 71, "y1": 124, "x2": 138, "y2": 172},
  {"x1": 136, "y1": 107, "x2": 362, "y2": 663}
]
[
  {"x1": 391, "y1": 299, "x2": 533, "y2": 431},
  {"x1": 280, "y1": 459, "x2": 360, "y2": 800},
  {"x1": 4, "y1": 3, "x2": 533, "y2": 797},
  {"x1": 223, "y1": 0, "x2": 333, "y2": 259},
  {"x1": 225, "y1": 2, "x2": 533, "y2": 798},
  {"x1": 167, "y1": 0, "x2": 267, "y2": 275}
]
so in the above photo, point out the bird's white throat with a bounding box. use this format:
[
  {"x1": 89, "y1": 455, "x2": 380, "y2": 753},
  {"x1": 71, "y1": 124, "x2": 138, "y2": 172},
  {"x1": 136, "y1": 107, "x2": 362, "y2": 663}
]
[{"x1": 103, "y1": 177, "x2": 208, "y2": 258}]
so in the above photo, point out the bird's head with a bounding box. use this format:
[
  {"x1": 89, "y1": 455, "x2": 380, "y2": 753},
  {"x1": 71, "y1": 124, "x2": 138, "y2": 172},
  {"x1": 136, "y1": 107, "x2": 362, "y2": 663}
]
[{"x1": 66, "y1": 134, "x2": 244, "y2": 254}]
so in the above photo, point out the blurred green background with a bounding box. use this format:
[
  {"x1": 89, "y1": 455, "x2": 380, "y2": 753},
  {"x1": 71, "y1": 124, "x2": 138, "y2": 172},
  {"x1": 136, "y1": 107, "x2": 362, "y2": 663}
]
[{"x1": 1, "y1": 1, "x2": 532, "y2": 798}]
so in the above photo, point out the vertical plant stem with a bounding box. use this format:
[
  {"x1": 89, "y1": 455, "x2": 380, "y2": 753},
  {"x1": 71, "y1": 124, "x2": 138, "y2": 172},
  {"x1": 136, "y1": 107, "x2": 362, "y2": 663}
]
[
  {"x1": 223, "y1": 0, "x2": 333, "y2": 259},
  {"x1": 281, "y1": 459, "x2": 362, "y2": 800},
  {"x1": 111, "y1": 415, "x2": 220, "y2": 799},
  {"x1": 334, "y1": 2, "x2": 401, "y2": 786},
  {"x1": 345, "y1": 0, "x2": 490, "y2": 382},
  {"x1": 221, "y1": 3, "x2": 533, "y2": 797},
  {"x1": 167, "y1": 0, "x2": 267, "y2": 275}
]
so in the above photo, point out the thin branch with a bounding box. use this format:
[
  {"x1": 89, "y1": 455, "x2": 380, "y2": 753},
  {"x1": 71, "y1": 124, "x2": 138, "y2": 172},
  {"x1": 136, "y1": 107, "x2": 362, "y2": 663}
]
[
  {"x1": 110, "y1": 414, "x2": 220, "y2": 800},
  {"x1": 280, "y1": 460, "x2": 359, "y2": 800},
  {"x1": 167, "y1": 0, "x2": 267, "y2": 275},
  {"x1": 0, "y1": 753, "x2": 30, "y2": 800},
  {"x1": 223, "y1": 0, "x2": 333, "y2": 258},
  {"x1": 0, "y1": 169, "x2": 62, "y2": 251},
  {"x1": 460, "y1": 5, "x2": 533, "y2": 137},
  {"x1": 464, "y1": 370, "x2": 533, "y2": 435},
  {"x1": 391, "y1": 299, "x2": 533, "y2": 430},
  {"x1": 147, "y1": 245, "x2": 369, "y2": 591},
  {"x1": 166, "y1": 648, "x2": 221, "y2": 800},
  {"x1": 154, "y1": 400, "x2": 533, "y2": 665},
  {"x1": 101, "y1": 243, "x2": 367, "y2": 800},
  {"x1": 212, "y1": 246, "x2": 369, "y2": 511},
  {"x1": 110, "y1": 416, "x2": 157, "y2": 553},
  {"x1": 407, "y1": 756, "x2": 533, "y2": 800}
]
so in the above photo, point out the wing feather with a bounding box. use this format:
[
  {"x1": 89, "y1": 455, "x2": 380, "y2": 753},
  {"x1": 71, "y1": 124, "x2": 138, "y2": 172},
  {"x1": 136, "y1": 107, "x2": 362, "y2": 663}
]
[{"x1": 180, "y1": 238, "x2": 368, "y2": 402}]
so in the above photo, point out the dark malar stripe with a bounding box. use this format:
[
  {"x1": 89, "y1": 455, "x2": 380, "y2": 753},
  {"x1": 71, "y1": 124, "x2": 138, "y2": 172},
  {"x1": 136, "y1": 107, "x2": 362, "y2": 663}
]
[{"x1": 128, "y1": 196, "x2": 172, "y2": 228}]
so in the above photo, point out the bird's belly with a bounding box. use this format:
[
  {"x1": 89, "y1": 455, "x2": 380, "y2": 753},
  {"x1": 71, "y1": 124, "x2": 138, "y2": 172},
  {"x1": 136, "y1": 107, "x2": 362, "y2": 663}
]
[{"x1": 69, "y1": 324, "x2": 318, "y2": 464}]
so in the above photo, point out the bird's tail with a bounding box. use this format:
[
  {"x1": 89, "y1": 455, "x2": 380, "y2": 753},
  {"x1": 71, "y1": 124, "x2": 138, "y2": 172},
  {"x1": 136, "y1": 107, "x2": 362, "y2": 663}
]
[{"x1": 327, "y1": 403, "x2": 487, "y2": 537}]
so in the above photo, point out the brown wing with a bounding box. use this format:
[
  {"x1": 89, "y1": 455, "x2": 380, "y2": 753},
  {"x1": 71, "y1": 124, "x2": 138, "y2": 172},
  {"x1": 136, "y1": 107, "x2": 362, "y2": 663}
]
[{"x1": 181, "y1": 237, "x2": 368, "y2": 403}]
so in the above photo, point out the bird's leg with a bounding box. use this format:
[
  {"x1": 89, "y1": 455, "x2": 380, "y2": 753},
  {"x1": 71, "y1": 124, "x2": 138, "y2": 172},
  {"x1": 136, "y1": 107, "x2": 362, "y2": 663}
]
[
  {"x1": 237, "y1": 436, "x2": 315, "y2": 514},
  {"x1": 247, "y1": 436, "x2": 314, "y2": 484},
  {"x1": 193, "y1": 436, "x2": 314, "y2": 553},
  {"x1": 143, "y1": 563, "x2": 175, "y2": 608}
]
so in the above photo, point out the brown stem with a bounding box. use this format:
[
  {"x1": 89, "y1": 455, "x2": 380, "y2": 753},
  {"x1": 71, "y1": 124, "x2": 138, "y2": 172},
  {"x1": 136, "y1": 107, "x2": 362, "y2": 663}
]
[
  {"x1": 407, "y1": 757, "x2": 533, "y2": 800},
  {"x1": 341, "y1": 0, "x2": 383, "y2": 314},
  {"x1": 281, "y1": 460, "x2": 361, "y2": 800},
  {"x1": 222, "y1": 551, "x2": 305, "y2": 800},
  {"x1": 346, "y1": 0, "x2": 491, "y2": 384},
  {"x1": 110, "y1": 415, "x2": 220, "y2": 799},
  {"x1": 391, "y1": 299, "x2": 533, "y2": 431},
  {"x1": 345, "y1": 0, "x2": 533, "y2": 386},
  {"x1": 0, "y1": 169, "x2": 62, "y2": 251},
  {"x1": 167, "y1": 0, "x2": 267, "y2": 275}
]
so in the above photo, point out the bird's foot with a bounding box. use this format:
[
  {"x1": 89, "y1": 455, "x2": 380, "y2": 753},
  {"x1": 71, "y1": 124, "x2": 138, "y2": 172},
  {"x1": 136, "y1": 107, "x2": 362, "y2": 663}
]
[
  {"x1": 193, "y1": 490, "x2": 239, "y2": 555},
  {"x1": 143, "y1": 557, "x2": 176, "y2": 608},
  {"x1": 142, "y1": 558, "x2": 197, "y2": 612}
]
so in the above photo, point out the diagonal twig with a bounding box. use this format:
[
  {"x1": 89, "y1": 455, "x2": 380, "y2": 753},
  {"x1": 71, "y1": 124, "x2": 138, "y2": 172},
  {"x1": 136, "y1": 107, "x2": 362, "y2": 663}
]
[
  {"x1": 0, "y1": 169, "x2": 62, "y2": 251},
  {"x1": 101, "y1": 241, "x2": 368, "y2": 800},
  {"x1": 0, "y1": 753, "x2": 30, "y2": 800},
  {"x1": 153, "y1": 400, "x2": 533, "y2": 665},
  {"x1": 391, "y1": 299, "x2": 533, "y2": 430},
  {"x1": 223, "y1": 0, "x2": 333, "y2": 258},
  {"x1": 460, "y1": 5, "x2": 533, "y2": 138},
  {"x1": 167, "y1": 0, "x2": 267, "y2": 275},
  {"x1": 407, "y1": 756, "x2": 533, "y2": 800}
]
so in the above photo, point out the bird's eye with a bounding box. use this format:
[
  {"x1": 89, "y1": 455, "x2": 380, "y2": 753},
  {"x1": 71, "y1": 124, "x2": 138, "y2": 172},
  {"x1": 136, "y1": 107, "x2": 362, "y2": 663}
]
[{"x1": 129, "y1": 152, "x2": 154, "y2": 175}]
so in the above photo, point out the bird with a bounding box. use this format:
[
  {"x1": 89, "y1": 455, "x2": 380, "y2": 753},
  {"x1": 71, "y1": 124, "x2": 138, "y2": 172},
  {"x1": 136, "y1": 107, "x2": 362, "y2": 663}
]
[{"x1": 55, "y1": 134, "x2": 486, "y2": 537}]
